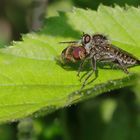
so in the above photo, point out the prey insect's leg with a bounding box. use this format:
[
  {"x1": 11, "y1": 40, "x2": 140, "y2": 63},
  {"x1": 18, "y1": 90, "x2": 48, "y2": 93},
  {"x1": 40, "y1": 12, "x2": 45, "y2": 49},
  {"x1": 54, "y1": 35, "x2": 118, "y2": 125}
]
[
  {"x1": 81, "y1": 57, "x2": 96, "y2": 89},
  {"x1": 77, "y1": 59, "x2": 85, "y2": 77}
]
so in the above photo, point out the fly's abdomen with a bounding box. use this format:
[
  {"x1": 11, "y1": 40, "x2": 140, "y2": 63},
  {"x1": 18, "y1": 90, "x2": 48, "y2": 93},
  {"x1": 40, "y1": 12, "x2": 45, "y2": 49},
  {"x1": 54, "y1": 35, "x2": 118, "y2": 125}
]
[{"x1": 114, "y1": 49, "x2": 138, "y2": 66}]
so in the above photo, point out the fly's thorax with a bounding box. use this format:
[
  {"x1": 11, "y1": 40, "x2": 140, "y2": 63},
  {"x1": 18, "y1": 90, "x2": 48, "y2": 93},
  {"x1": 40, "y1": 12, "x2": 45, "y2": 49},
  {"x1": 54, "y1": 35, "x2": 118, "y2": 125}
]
[
  {"x1": 83, "y1": 41, "x2": 105, "y2": 58},
  {"x1": 92, "y1": 34, "x2": 109, "y2": 46}
]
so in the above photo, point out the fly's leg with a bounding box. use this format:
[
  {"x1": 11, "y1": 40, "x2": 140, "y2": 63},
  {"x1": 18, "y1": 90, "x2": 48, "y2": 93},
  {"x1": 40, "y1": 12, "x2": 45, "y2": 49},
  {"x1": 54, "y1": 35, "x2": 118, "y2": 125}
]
[
  {"x1": 77, "y1": 59, "x2": 85, "y2": 77},
  {"x1": 99, "y1": 57, "x2": 116, "y2": 69},
  {"x1": 116, "y1": 60, "x2": 129, "y2": 74},
  {"x1": 99, "y1": 58, "x2": 115, "y2": 63},
  {"x1": 100, "y1": 58, "x2": 129, "y2": 74},
  {"x1": 98, "y1": 54, "x2": 116, "y2": 62},
  {"x1": 81, "y1": 57, "x2": 96, "y2": 89}
]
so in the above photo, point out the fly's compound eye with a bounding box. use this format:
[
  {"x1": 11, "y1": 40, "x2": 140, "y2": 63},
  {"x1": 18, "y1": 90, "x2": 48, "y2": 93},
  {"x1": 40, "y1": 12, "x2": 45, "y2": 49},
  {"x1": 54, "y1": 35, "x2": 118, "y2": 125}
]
[{"x1": 82, "y1": 34, "x2": 91, "y2": 44}]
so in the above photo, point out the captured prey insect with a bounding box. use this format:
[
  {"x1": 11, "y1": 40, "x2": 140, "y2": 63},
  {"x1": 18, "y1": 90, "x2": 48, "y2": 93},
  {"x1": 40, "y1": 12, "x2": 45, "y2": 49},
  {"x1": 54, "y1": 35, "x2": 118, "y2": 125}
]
[
  {"x1": 61, "y1": 33, "x2": 140, "y2": 89},
  {"x1": 61, "y1": 44, "x2": 86, "y2": 62}
]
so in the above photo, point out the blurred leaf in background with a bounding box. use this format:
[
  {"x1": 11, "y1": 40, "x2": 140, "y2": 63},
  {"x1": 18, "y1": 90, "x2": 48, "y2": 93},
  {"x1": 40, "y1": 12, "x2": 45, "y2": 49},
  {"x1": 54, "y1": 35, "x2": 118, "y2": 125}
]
[
  {"x1": 60, "y1": 88, "x2": 140, "y2": 140},
  {"x1": 72, "y1": 0, "x2": 140, "y2": 9},
  {"x1": 0, "y1": 0, "x2": 31, "y2": 42},
  {"x1": 48, "y1": 0, "x2": 73, "y2": 17}
]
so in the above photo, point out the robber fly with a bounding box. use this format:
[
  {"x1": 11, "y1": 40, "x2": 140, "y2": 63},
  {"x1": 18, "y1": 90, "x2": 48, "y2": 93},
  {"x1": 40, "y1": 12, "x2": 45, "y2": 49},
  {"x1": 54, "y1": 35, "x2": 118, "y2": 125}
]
[{"x1": 61, "y1": 33, "x2": 140, "y2": 89}]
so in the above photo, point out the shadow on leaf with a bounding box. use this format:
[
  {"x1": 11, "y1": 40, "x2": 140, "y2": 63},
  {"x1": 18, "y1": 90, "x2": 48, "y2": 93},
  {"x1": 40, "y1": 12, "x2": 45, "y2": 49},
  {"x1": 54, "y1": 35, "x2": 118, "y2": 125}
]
[{"x1": 40, "y1": 12, "x2": 81, "y2": 38}]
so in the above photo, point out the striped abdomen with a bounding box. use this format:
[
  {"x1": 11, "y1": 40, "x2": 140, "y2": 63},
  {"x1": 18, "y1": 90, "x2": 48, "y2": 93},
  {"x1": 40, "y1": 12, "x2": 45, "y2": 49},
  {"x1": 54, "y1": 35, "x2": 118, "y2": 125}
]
[{"x1": 112, "y1": 47, "x2": 140, "y2": 66}]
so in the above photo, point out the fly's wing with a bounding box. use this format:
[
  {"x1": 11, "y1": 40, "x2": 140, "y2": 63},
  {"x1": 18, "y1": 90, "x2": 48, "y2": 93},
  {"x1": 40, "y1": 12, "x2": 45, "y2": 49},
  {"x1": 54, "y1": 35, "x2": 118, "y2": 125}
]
[{"x1": 111, "y1": 45, "x2": 137, "y2": 59}]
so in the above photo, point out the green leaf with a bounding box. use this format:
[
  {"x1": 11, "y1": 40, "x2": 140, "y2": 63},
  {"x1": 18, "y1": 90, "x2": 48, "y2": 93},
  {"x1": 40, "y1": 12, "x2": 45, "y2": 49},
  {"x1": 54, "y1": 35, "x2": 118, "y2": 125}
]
[{"x1": 0, "y1": 5, "x2": 140, "y2": 123}]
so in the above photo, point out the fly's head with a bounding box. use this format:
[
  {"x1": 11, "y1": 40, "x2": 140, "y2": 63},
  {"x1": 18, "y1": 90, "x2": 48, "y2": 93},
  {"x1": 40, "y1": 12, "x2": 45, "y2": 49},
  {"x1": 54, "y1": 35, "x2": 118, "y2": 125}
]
[
  {"x1": 80, "y1": 33, "x2": 108, "y2": 45},
  {"x1": 81, "y1": 33, "x2": 110, "y2": 56},
  {"x1": 61, "y1": 44, "x2": 86, "y2": 63},
  {"x1": 81, "y1": 34, "x2": 93, "y2": 55}
]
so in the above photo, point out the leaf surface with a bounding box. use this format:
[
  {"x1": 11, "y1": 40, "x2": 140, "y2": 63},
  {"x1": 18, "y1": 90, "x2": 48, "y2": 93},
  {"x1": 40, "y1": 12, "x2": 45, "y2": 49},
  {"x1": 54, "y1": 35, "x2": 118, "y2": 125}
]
[{"x1": 0, "y1": 5, "x2": 140, "y2": 123}]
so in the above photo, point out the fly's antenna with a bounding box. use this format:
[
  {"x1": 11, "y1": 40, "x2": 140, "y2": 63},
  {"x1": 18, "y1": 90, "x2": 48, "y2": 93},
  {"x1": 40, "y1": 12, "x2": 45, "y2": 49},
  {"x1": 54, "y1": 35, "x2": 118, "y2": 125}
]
[{"x1": 59, "y1": 41, "x2": 78, "y2": 44}]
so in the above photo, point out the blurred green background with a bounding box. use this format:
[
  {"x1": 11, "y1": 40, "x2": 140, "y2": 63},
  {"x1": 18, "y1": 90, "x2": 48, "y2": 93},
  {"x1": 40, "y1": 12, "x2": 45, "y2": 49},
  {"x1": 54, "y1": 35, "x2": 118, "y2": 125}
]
[{"x1": 0, "y1": 0, "x2": 140, "y2": 140}]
